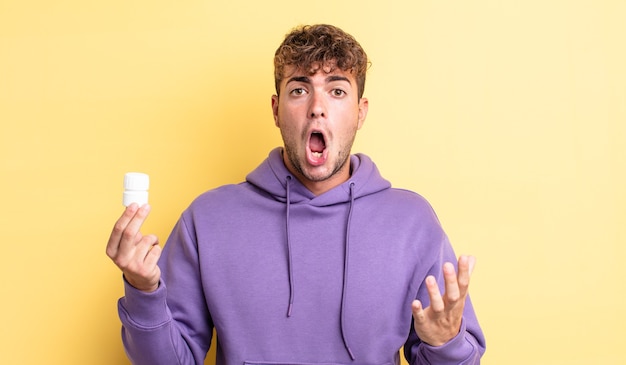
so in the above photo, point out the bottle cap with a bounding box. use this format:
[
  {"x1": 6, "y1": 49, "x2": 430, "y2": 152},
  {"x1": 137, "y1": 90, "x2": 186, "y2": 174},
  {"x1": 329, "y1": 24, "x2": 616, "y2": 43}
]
[
  {"x1": 124, "y1": 172, "x2": 149, "y2": 191},
  {"x1": 123, "y1": 172, "x2": 149, "y2": 206}
]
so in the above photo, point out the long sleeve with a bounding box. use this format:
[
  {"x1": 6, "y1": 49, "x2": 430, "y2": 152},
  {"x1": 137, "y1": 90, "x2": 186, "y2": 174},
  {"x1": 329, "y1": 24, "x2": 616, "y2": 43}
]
[{"x1": 117, "y1": 216, "x2": 213, "y2": 365}]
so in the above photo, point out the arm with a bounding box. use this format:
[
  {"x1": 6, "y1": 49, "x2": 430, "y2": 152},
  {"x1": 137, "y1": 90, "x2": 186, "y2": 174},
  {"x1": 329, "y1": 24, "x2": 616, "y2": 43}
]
[
  {"x1": 107, "y1": 204, "x2": 212, "y2": 364},
  {"x1": 404, "y1": 253, "x2": 486, "y2": 364}
]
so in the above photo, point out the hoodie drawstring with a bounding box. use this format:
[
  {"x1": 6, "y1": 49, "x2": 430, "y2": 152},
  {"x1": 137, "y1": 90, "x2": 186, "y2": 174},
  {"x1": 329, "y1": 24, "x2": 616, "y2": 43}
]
[
  {"x1": 340, "y1": 182, "x2": 356, "y2": 360},
  {"x1": 283, "y1": 177, "x2": 356, "y2": 360},
  {"x1": 285, "y1": 176, "x2": 295, "y2": 317}
]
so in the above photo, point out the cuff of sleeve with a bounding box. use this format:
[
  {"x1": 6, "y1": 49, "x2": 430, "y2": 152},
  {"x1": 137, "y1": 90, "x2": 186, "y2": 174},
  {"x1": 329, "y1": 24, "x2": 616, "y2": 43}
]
[
  {"x1": 118, "y1": 277, "x2": 171, "y2": 329},
  {"x1": 420, "y1": 319, "x2": 478, "y2": 364}
]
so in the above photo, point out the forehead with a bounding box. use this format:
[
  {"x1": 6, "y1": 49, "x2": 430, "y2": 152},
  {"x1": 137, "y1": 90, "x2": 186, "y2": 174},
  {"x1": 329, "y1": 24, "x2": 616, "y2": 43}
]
[{"x1": 281, "y1": 63, "x2": 357, "y2": 85}]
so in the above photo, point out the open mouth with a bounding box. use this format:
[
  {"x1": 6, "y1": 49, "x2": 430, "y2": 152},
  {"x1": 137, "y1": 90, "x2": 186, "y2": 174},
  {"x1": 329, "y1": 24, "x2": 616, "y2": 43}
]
[
  {"x1": 307, "y1": 131, "x2": 327, "y2": 164},
  {"x1": 309, "y1": 132, "x2": 326, "y2": 157}
]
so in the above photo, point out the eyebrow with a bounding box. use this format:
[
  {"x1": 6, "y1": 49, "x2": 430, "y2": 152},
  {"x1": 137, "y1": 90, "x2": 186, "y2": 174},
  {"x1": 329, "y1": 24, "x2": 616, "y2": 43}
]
[{"x1": 285, "y1": 75, "x2": 352, "y2": 85}]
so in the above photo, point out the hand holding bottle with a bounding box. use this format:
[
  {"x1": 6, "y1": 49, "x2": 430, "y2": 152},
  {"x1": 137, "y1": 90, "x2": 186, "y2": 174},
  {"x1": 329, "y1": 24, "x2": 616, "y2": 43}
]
[{"x1": 106, "y1": 203, "x2": 161, "y2": 292}]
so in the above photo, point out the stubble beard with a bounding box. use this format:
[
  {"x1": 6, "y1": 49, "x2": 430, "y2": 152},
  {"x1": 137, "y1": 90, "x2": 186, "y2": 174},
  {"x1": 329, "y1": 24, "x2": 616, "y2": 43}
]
[{"x1": 282, "y1": 129, "x2": 357, "y2": 184}]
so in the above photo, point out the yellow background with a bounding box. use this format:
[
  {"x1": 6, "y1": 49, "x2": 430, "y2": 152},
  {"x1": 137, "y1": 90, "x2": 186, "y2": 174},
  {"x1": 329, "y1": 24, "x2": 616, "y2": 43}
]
[{"x1": 1, "y1": 1, "x2": 624, "y2": 364}]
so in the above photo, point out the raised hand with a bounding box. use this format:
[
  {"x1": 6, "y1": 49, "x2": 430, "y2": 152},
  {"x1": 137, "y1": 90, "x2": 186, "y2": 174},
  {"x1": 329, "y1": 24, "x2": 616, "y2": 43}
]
[
  {"x1": 106, "y1": 204, "x2": 161, "y2": 292},
  {"x1": 411, "y1": 255, "x2": 476, "y2": 346}
]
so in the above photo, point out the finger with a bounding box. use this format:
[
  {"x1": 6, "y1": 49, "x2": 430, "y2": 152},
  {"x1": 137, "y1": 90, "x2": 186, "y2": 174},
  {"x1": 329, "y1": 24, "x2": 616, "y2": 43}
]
[
  {"x1": 468, "y1": 255, "x2": 476, "y2": 275},
  {"x1": 143, "y1": 243, "x2": 162, "y2": 291},
  {"x1": 425, "y1": 275, "x2": 444, "y2": 312},
  {"x1": 130, "y1": 234, "x2": 160, "y2": 277},
  {"x1": 112, "y1": 204, "x2": 152, "y2": 262},
  {"x1": 144, "y1": 242, "x2": 162, "y2": 268},
  {"x1": 135, "y1": 234, "x2": 159, "y2": 264},
  {"x1": 106, "y1": 203, "x2": 140, "y2": 258},
  {"x1": 443, "y1": 261, "x2": 461, "y2": 303},
  {"x1": 120, "y1": 204, "x2": 151, "y2": 246},
  {"x1": 457, "y1": 255, "x2": 476, "y2": 296},
  {"x1": 411, "y1": 300, "x2": 426, "y2": 323}
]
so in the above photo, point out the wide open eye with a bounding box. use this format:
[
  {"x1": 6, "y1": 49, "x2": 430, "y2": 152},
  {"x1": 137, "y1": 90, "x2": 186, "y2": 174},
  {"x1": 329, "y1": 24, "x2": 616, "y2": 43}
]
[
  {"x1": 290, "y1": 88, "x2": 306, "y2": 96},
  {"x1": 331, "y1": 89, "x2": 346, "y2": 97}
]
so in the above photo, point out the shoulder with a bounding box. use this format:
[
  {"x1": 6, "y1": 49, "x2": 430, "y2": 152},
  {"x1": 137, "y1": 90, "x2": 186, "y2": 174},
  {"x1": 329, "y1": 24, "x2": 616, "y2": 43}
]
[
  {"x1": 356, "y1": 186, "x2": 445, "y2": 232},
  {"x1": 180, "y1": 182, "x2": 263, "y2": 220},
  {"x1": 372, "y1": 187, "x2": 437, "y2": 214}
]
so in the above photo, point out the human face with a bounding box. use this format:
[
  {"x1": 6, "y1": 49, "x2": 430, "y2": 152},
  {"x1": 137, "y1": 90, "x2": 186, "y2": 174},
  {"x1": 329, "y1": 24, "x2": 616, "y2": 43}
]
[{"x1": 271, "y1": 64, "x2": 368, "y2": 195}]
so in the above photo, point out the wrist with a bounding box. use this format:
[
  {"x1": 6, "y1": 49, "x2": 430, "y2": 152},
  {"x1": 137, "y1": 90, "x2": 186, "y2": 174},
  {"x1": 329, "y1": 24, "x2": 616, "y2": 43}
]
[{"x1": 124, "y1": 274, "x2": 159, "y2": 293}]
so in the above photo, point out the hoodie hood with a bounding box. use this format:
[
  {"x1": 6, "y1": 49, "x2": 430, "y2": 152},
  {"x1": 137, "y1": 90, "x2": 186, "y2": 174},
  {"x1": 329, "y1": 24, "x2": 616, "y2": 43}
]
[
  {"x1": 245, "y1": 147, "x2": 391, "y2": 360},
  {"x1": 246, "y1": 147, "x2": 391, "y2": 204}
]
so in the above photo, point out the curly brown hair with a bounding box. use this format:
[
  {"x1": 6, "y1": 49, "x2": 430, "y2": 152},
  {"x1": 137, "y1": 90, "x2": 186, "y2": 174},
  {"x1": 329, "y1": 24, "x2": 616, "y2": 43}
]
[{"x1": 274, "y1": 24, "x2": 369, "y2": 99}]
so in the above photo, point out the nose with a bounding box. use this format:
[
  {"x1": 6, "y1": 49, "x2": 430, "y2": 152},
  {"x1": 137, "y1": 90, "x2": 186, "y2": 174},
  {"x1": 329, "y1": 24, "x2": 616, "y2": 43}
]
[{"x1": 308, "y1": 91, "x2": 326, "y2": 119}]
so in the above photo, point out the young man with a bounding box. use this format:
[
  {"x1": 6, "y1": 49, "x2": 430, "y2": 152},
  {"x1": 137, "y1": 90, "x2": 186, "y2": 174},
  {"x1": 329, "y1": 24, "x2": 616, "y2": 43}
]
[{"x1": 107, "y1": 24, "x2": 486, "y2": 364}]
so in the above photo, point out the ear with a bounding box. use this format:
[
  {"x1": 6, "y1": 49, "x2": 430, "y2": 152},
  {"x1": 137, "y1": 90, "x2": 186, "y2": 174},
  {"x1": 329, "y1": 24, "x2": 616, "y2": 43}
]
[
  {"x1": 271, "y1": 94, "x2": 280, "y2": 127},
  {"x1": 357, "y1": 97, "x2": 368, "y2": 130}
]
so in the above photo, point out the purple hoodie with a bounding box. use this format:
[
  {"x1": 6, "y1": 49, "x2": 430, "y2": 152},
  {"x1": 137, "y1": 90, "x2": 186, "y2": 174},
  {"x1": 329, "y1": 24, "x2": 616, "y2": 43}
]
[{"x1": 118, "y1": 148, "x2": 486, "y2": 364}]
